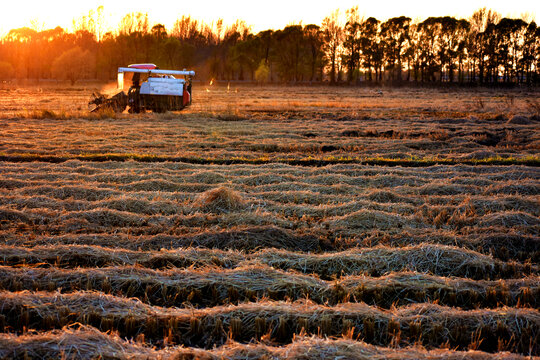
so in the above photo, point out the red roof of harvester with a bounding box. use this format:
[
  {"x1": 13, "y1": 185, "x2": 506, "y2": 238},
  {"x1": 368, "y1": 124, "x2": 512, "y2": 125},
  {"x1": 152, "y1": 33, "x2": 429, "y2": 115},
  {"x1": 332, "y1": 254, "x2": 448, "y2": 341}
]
[{"x1": 128, "y1": 64, "x2": 158, "y2": 70}]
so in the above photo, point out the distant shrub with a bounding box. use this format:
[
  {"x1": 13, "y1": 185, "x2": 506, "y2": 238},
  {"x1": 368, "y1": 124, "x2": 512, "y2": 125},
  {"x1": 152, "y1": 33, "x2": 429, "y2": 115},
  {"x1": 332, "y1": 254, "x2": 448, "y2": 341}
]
[{"x1": 255, "y1": 61, "x2": 270, "y2": 84}]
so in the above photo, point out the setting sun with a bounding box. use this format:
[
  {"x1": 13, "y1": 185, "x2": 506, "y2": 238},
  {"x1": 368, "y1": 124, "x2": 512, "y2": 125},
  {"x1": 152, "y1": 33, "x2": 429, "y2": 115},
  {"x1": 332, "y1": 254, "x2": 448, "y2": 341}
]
[{"x1": 1, "y1": 0, "x2": 537, "y2": 35}]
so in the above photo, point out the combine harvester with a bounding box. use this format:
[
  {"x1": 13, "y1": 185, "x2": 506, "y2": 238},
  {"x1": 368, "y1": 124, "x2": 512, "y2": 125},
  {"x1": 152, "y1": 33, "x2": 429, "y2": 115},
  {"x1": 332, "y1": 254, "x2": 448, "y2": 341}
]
[{"x1": 89, "y1": 64, "x2": 195, "y2": 113}]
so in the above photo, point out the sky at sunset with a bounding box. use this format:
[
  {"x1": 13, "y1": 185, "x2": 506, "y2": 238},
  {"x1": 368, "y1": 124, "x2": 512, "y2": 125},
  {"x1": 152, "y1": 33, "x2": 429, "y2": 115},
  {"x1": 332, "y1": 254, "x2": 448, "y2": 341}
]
[{"x1": 1, "y1": 0, "x2": 538, "y2": 35}]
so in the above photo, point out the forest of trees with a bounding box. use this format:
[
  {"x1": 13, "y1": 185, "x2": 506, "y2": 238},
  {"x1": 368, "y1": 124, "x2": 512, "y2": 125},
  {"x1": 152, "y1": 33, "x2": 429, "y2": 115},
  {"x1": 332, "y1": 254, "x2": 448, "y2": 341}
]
[{"x1": 0, "y1": 6, "x2": 538, "y2": 86}]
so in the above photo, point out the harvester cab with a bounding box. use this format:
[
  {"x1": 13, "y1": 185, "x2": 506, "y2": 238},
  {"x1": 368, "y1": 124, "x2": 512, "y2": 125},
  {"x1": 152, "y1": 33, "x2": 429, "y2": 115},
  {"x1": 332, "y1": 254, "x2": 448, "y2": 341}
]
[{"x1": 89, "y1": 64, "x2": 195, "y2": 113}]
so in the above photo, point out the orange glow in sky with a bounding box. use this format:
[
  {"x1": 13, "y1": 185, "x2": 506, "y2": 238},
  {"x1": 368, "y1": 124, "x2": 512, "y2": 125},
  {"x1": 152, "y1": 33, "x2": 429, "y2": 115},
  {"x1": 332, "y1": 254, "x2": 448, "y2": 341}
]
[{"x1": 1, "y1": 0, "x2": 538, "y2": 35}]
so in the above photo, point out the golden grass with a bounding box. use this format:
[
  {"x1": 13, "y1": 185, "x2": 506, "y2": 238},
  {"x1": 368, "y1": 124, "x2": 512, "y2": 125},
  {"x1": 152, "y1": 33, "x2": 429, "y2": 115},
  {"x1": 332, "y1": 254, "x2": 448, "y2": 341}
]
[
  {"x1": 8, "y1": 225, "x2": 536, "y2": 263},
  {"x1": 253, "y1": 244, "x2": 529, "y2": 280},
  {"x1": 1, "y1": 152, "x2": 539, "y2": 167},
  {"x1": 1, "y1": 325, "x2": 535, "y2": 360},
  {"x1": 0, "y1": 263, "x2": 537, "y2": 309},
  {"x1": 193, "y1": 187, "x2": 247, "y2": 213},
  {"x1": 188, "y1": 170, "x2": 227, "y2": 184},
  {"x1": 0, "y1": 325, "x2": 156, "y2": 360},
  {"x1": 1, "y1": 85, "x2": 539, "y2": 358},
  {"x1": 60, "y1": 208, "x2": 148, "y2": 228},
  {"x1": 15, "y1": 107, "x2": 119, "y2": 120},
  {"x1": 1, "y1": 291, "x2": 538, "y2": 354},
  {"x1": 326, "y1": 209, "x2": 412, "y2": 232},
  {"x1": 479, "y1": 211, "x2": 540, "y2": 228},
  {"x1": 0, "y1": 244, "x2": 533, "y2": 280},
  {"x1": 0, "y1": 161, "x2": 537, "y2": 264},
  {"x1": 1, "y1": 105, "x2": 539, "y2": 162}
]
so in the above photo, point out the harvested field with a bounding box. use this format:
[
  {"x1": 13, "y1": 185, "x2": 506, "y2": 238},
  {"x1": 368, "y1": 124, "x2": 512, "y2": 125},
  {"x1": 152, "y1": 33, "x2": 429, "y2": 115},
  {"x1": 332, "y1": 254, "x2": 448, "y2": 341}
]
[
  {"x1": 0, "y1": 264, "x2": 537, "y2": 309},
  {"x1": 0, "y1": 85, "x2": 539, "y2": 358},
  {"x1": 1, "y1": 326, "x2": 535, "y2": 360},
  {"x1": 1, "y1": 291, "x2": 539, "y2": 353}
]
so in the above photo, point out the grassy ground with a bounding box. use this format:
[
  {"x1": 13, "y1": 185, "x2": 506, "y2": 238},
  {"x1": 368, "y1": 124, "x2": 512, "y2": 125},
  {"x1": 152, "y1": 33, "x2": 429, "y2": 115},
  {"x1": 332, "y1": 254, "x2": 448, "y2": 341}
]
[{"x1": 0, "y1": 84, "x2": 538, "y2": 359}]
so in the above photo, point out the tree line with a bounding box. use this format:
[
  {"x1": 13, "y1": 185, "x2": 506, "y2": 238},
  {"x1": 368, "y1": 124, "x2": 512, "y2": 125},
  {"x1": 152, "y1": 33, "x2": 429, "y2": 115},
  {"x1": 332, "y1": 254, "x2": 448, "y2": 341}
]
[{"x1": 0, "y1": 7, "x2": 538, "y2": 85}]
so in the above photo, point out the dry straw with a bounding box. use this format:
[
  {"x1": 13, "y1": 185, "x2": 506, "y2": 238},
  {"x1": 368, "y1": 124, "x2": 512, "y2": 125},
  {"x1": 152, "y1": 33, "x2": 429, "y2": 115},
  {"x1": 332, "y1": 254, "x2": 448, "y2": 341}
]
[
  {"x1": 193, "y1": 187, "x2": 247, "y2": 213},
  {"x1": 0, "y1": 264, "x2": 537, "y2": 309},
  {"x1": 326, "y1": 209, "x2": 412, "y2": 232},
  {"x1": 1, "y1": 227, "x2": 536, "y2": 263},
  {"x1": 252, "y1": 244, "x2": 531, "y2": 279},
  {"x1": 1, "y1": 325, "x2": 534, "y2": 360},
  {"x1": 0, "y1": 243, "x2": 535, "y2": 280},
  {"x1": 0, "y1": 291, "x2": 538, "y2": 354},
  {"x1": 1, "y1": 116, "x2": 539, "y2": 360}
]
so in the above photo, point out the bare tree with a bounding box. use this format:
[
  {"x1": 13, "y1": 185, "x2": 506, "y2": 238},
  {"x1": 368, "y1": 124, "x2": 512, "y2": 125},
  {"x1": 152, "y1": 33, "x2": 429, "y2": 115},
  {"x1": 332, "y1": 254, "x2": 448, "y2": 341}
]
[
  {"x1": 360, "y1": 17, "x2": 381, "y2": 82},
  {"x1": 322, "y1": 10, "x2": 343, "y2": 83},
  {"x1": 381, "y1": 16, "x2": 411, "y2": 81},
  {"x1": 343, "y1": 7, "x2": 362, "y2": 83},
  {"x1": 304, "y1": 24, "x2": 324, "y2": 82}
]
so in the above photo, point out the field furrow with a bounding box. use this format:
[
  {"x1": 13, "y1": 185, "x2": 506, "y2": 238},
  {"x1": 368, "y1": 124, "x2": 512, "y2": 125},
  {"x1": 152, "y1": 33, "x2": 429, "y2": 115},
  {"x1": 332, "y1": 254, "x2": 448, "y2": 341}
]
[
  {"x1": 1, "y1": 325, "x2": 535, "y2": 360},
  {"x1": 0, "y1": 291, "x2": 538, "y2": 354},
  {"x1": 0, "y1": 244, "x2": 534, "y2": 279},
  {"x1": 2, "y1": 228, "x2": 537, "y2": 262},
  {"x1": 1, "y1": 87, "x2": 539, "y2": 358},
  {"x1": 0, "y1": 264, "x2": 537, "y2": 309}
]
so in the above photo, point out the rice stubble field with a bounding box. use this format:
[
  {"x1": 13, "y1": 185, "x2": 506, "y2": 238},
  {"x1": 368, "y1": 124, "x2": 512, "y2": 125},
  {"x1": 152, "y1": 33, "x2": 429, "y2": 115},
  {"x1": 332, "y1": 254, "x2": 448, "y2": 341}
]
[{"x1": 0, "y1": 84, "x2": 539, "y2": 359}]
